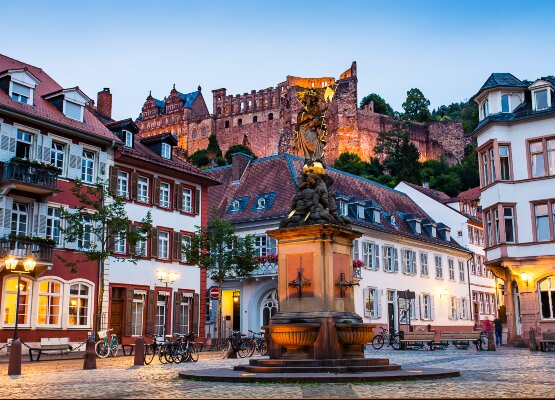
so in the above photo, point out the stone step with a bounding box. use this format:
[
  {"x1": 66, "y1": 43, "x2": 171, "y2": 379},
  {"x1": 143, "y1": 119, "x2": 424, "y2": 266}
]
[
  {"x1": 249, "y1": 358, "x2": 391, "y2": 367},
  {"x1": 236, "y1": 364, "x2": 402, "y2": 373}
]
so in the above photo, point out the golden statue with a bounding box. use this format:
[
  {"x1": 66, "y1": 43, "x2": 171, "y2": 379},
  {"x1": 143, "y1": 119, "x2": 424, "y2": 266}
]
[{"x1": 294, "y1": 82, "x2": 337, "y2": 175}]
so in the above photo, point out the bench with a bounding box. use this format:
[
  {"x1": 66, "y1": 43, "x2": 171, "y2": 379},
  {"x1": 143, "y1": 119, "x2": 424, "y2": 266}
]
[
  {"x1": 436, "y1": 331, "x2": 483, "y2": 350},
  {"x1": 540, "y1": 331, "x2": 555, "y2": 352},
  {"x1": 399, "y1": 332, "x2": 436, "y2": 350},
  {"x1": 29, "y1": 338, "x2": 74, "y2": 361}
]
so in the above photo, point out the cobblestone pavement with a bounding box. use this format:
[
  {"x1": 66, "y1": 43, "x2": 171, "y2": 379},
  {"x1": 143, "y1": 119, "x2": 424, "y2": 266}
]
[{"x1": 0, "y1": 347, "x2": 553, "y2": 398}]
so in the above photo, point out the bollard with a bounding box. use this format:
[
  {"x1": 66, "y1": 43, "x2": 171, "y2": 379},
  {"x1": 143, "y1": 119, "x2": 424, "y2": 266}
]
[
  {"x1": 134, "y1": 337, "x2": 145, "y2": 366},
  {"x1": 83, "y1": 338, "x2": 97, "y2": 370},
  {"x1": 529, "y1": 327, "x2": 538, "y2": 351},
  {"x1": 487, "y1": 330, "x2": 496, "y2": 351},
  {"x1": 8, "y1": 339, "x2": 22, "y2": 376}
]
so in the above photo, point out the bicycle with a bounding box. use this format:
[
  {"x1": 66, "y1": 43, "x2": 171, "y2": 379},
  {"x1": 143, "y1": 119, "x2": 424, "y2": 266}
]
[
  {"x1": 144, "y1": 332, "x2": 166, "y2": 365},
  {"x1": 95, "y1": 329, "x2": 119, "y2": 358},
  {"x1": 220, "y1": 329, "x2": 250, "y2": 358},
  {"x1": 371, "y1": 327, "x2": 400, "y2": 350},
  {"x1": 180, "y1": 333, "x2": 200, "y2": 362},
  {"x1": 246, "y1": 330, "x2": 268, "y2": 357}
]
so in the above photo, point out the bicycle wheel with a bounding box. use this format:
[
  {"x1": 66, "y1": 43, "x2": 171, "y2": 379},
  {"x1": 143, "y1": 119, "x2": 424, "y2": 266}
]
[
  {"x1": 220, "y1": 340, "x2": 232, "y2": 359},
  {"x1": 110, "y1": 340, "x2": 119, "y2": 357},
  {"x1": 144, "y1": 344, "x2": 155, "y2": 365},
  {"x1": 546, "y1": 342, "x2": 555, "y2": 352},
  {"x1": 372, "y1": 334, "x2": 385, "y2": 350},
  {"x1": 237, "y1": 340, "x2": 250, "y2": 358},
  {"x1": 164, "y1": 344, "x2": 175, "y2": 364},
  {"x1": 95, "y1": 340, "x2": 110, "y2": 358},
  {"x1": 391, "y1": 335, "x2": 401, "y2": 350},
  {"x1": 188, "y1": 343, "x2": 199, "y2": 362},
  {"x1": 259, "y1": 339, "x2": 268, "y2": 356},
  {"x1": 158, "y1": 345, "x2": 168, "y2": 364}
]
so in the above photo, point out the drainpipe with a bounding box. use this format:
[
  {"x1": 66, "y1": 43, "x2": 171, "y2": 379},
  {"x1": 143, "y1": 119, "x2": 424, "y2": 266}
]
[{"x1": 466, "y1": 254, "x2": 473, "y2": 328}]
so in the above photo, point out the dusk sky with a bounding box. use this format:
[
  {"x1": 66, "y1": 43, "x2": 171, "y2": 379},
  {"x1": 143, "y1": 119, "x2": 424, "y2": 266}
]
[{"x1": 4, "y1": 0, "x2": 555, "y2": 120}]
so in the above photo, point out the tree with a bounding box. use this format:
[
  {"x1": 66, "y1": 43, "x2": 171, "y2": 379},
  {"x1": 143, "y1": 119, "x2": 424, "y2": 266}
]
[
  {"x1": 453, "y1": 143, "x2": 480, "y2": 190},
  {"x1": 333, "y1": 152, "x2": 366, "y2": 176},
  {"x1": 188, "y1": 149, "x2": 211, "y2": 168},
  {"x1": 224, "y1": 144, "x2": 256, "y2": 164},
  {"x1": 374, "y1": 119, "x2": 421, "y2": 185},
  {"x1": 184, "y1": 217, "x2": 258, "y2": 349},
  {"x1": 432, "y1": 101, "x2": 479, "y2": 133},
  {"x1": 207, "y1": 134, "x2": 223, "y2": 158},
  {"x1": 360, "y1": 93, "x2": 394, "y2": 116},
  {"x1": 59, "y1": 180, "x2": 152, "y2": 336},
  {"x1": 402, "y1": 88, "x2": 432, "y2": 123}
]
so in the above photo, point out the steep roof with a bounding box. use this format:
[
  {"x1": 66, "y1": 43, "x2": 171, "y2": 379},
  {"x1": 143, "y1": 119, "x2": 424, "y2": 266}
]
[
  {"x1": 207, "y1": 154, "x2": 467, "y2": 252},
  {"x1": 401, "y1": 182, "x2": 452, "y2": 204},
  {"x1": 458, "y1": 186, "x2": 480, "y2": 202},
  {"x1": 177, "y1": 90, "x2": 199, "y2": 108},
  {"x1": 472, "y1": 73, "x2": 527, "y2": 100},
  {"x1": 0, "y1": 54, "x2": 117, "y2": 142}
]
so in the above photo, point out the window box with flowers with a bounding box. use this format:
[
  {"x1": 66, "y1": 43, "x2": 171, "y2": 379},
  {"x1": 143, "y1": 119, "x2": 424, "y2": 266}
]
[
  {"x1": 2, "y1": 157, "x2": 61, "y2": 189},
  {"x1": 353, "y1": 259, "x2": 364, "y2": 282}
]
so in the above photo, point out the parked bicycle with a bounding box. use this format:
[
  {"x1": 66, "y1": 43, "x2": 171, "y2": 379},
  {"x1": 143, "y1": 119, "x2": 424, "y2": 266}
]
[
  {"x1": 220, "y1": 329, "x2": 250, "y2": 358},
  {"x1": 371, "y1": 327, "x2": 401, "y2": 350},
  {"x1": 244, "y1": 330, "x2": 268, "y2": 357},
  {"x1": 143, "y1": 332, "x2": 167, "y2": 365},
  {"x1": 95, "y1": 329, "x2": 119, "y2": 358}
]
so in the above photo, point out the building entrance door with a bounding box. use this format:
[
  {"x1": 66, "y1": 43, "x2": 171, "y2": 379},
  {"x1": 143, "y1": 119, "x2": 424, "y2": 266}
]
[
  {"x1": 110, "y1": 287, "x2": 124, "y2": 339},
  {"x1": 512, "y1": 281, "x2": 522, "y2": 336},
  {"x1": 387, "y1": 290, "x2": 397, "y2": 332}
]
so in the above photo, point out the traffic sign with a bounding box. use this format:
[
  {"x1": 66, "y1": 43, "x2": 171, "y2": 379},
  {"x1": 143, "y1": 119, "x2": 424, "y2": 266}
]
[{"x1": 209, "y1": 287, "x2": 220, "y2": 299}]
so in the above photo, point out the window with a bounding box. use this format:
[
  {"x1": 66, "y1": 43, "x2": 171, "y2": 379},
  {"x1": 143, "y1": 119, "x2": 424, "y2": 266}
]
[
  {"x1": 461, "y1": 298, "x2": 469, "y2": 319},
  {"x1": 81, "y1": 150, "x2": 95, "y2": 183},
  {"x1": 402, "y1": 249, "x2": 416, "y2": 275},
  {"x1": 123, "y1": 130, "x2": 133, "y2": 147},
  {"x1": 434, "y1": 255, "x2": 443, "y2": 279},
  {"x1": 549, "y1": 139, "x2": 555, "y2": 176},
  {"x1": 421, "y1": 294, "x2": 432, "y2": 320},
  {"x1": 494, "y1": 209, "x2": 500, "y2": 244},
  {"x1": 132, "y1": 292, "x2": 145, "y2": 336},
  {"x1": 485, "y1": 294, "x2": 491, "y2": 314},
  {"x1": 224, "y1": 121, "x2": 229, "y2": 128},
  {"x1": 253, "y1": 116, "x2": 258, "y2": 123},
  {"x1": 37, "y1": 280, "x2": 62, "y2": 326},
  {"x1": 499, "y1": 146, "x2": 511, "y2": 180},
  {"x1": 178, "y1": 297, "x2": 191, "y2": 334},
  {"x1": 161, "y1": 143, "x2": 171, "y2": 159},
  {"x1": 51, "y1": 142, "x2": 65, "y2": 170},
  {"x1": 504, "y1": 207, "x2": 515, "y2": 243},
  {"x1": 482, "y1": 153, "x2": 489, "y2": 186},
  {"x1": 159, "y1": 182, "x2": 170, "y2": 208},
  {"x1": 182, "y1": 188, "x2": 193, "y2": 213},
  {"x1": 3, "y1": 277, "x2": 31, "y2": 325},
  {"x1": 535, "y1": 89, "x2": 548, "y2": 111},
  {"x1": 114, "y1": 232, "x2": 126, "y2": 254},
  {"x1": 364, "y1": 287, "x2": 379, "y2": 318},
  {"x1": 201, "y1": 127, "x2": 206, "y2": 136},
  {"x1": 352, "y1": 240, "x2": 359, "y2": 260},
  {"x1": 480, "y1": 230, "x2": 484, "y2": 246},
  {"x1": 257, "y1": 197, "x2": 266, "y2": 209},
  {"x1": 135, "y1": 231, "x2": 147, "y2": 257},
  {"x1": 155, "y1": 292, "x2": 167, "y2": 336},
  {"x1": 449, "y1": 297, "x2": 457, "y2": 320},
  {"x1": 137, "y1": 176, "x2": 149, "y2": 203},
  {"x1": 78, "y1": 215, "x2": 93, "y2": 248},
  {"x1": 383, "y1": 245, "x2": 395, "y2": 272},
  {"x1": 468, "y1": 226, "x2": 473, "y2": 244},
  {"x1": 268, "y1": 113, "x2": 273, "y2": 121},
  {"x1": 489, "y1": 148, "x2": 496, "y2": 183},
  {"x1": 486, "y1": 212, "x2": 493, "y2": 246},
  {"x1": 238, "y1": 118, "x2": 242, "y2": 126},
  {"x1": 535, "y1": 204, "x2": 550, "y2": 241},
  {"x1": 415, "y1": 221, "x2": 421, "y2": 234},
  {"x1": 539, "y1": 277, "x2": 555, "y2": 319},
  {"x1": 501, "y1": 94, "x2": 510, "y2": 113},
  {"x1": 231, "y1": 200, "x2": 240, "y2": 212},
  {"x1": 362, "y1": 241, "x2": 378, "y2": 270},
  {"x1": 68, "y1": 283, "x2": 90, "y2": 327},
  {"x1": 117, "y1": 171, "x2": 129, "y2": 198},
  {"x1": 471, "y1": 256, "x2": 476, "y2": 275},
  {"x1": 191, "y1": 129, "x2": 197, "y2": 139},
  {"x1": 11, "y1": 82, "x2": 32, "y2": 104},
  {"x1": 420, "y1": 252, "x2": 429, "y2": 276},
  {"x1": 474, "y1": 228, "x2": 480, "y2": 244},
  {"x1": 255, "y1": 234, "x2": 277, "y2": 257},
  {"x1": 459, "y1": 261, "x2": 465, "y2": 282},
  {"x1": 482, "y1": 99, "x2": 489, "y2": 118},
  {"x1": 11, "y1": 202, "x2": 28, "y2": 236},
  {"x1": 46, "y1": 207, "x2": 62, "y2": 245},
  {"x1": 16, "y1": 130, "x2": 32, "y2": 159},
  {"x1": 448, "y1": 259, "x2": 455, "y2": 280},
  {"x1": 357, "y1": 205, "x2": 365, "y2": 219},
  {"x1": 158, "y1": 231, "x2": 169, "y2": 259},
  {"x1": 181, "y1": 235, "x2": 191, "y2": 263},
  {"x1": 479, "y1": 293, "x2": 484, "y2": 314},
  {"x1": 530, "y1": 141, "x2": 545, "y2": 178},
  {"x1": 64, "y1": 100, "x2": 83, "y2": 121}
]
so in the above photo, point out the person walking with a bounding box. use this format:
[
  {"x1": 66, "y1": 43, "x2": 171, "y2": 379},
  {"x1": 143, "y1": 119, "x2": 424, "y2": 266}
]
[{"x1": 493, "y1": 317, "x2": 502, "y2": 346}]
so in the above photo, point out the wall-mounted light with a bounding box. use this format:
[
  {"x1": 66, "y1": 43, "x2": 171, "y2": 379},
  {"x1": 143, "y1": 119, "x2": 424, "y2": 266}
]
[
  {"x1": 439, "y1": 288, "x2": 449, "y2": 298},
  {"x1": 233, "y1": 291, "x2": 240, "y2": 303},
  {"x1": 520, "y1": 273, "x2": 530, "y2": 287}
]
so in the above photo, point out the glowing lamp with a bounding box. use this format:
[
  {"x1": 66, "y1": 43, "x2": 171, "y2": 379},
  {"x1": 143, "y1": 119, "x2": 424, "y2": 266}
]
[
  {"x1": 233, "y1": 291, "x2": 240, "y2": 303},
  {"x1": 439, "y1": 288, "x2": 449, "y2": 298},
  {"x1": 168, "y1": 272, "x2": 179, "y2": 284},
  {"x1": 23, "y1": 258, "x2": 36, "y2": 272},
  {"x1": 156, "y1": 270, "x2": 168, "y2": 282},
  {"x1": 520, "y1": 273, "x2": 530, "y2": 287},
  {"x1": 4, "y1": 257, "x2": 18, "y2": 270}
]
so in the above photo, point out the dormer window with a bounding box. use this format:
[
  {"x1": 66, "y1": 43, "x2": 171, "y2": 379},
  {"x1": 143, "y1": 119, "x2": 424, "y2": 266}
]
[
  {"x1": 482, "y1": 99, "x2": 489, "y2": 118},
  {"x1": 415, "y1": 221, "x2": 422, "y2": 234},
  {"x1": 161, "y1": 143, "x2": 171, "y2": 159},
  {"x1": 431, "y1": 226, "x2": 437, "y2": 238},
  {"x1": 357, "y1": 205, "x2": 365, "y2": 219},
  {"x1": 11, "y1": 82, "x2": 32, "y2": 104},
  {"x1": 257, "y1": 198, "x2": 266, "y2": 209},
  {"x1": 63, "y1": 99, "x2": 84, "y2": 121},
  {"x1": 390, "y1": 215, "x2": 396, "y2": 225},
  {"x1": 339, "y1": 200, "x2": 348, "y2": 216},
  {"x1": 373, "y1": 210, "x2": 381, "y2": 224},
  {"x1": 535, "y1": 89, "x2": 549, "y2": 111},
  {"x1": 231, "y1": 200, "x2": 240, "y2": 211},
  {"x1": 123, "y1": 130, "x2": 133, "y2": 147},
  {"x1": 2, "y1": 69, "x2": 39, "y2": 106},
  {"x1": 501, "y1": 94, "x2": 510, "y2": 113}
]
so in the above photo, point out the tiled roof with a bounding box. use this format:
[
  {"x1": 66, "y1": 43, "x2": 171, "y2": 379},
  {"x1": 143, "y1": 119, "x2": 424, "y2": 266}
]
[
  {"x1": 472, "y1": 101, "x2": 555, "y2": 134},
  {"x1": 177, "y1": 91, "x2": 199, "y2": 108},
  {"x1": 0, "y1": 54, "x2": 118, "y2": 142},
  {"x1": 458, "y1": 187, "x2": 480, "y2": 202},
  {"x1": 401, "y1": 182, "x2": 452, "y2": 203},
  {"x1": 472, "y1": 73, "x2": 527, "y2": 100},
  {"x1": 207, "y1": 154, "x2": 468, "y2": 252}
]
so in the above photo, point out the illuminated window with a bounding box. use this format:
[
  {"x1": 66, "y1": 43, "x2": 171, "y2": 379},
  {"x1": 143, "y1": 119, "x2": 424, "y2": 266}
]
[
  {"x1": 3, "y1": 277, "x2": 31, "y2": 325},
  {"x1": 37, "y1": 280, "x2": 62, "y2": 326},
  {"x1": 68, "y1": 283, "x2": 91, "y2": 327}
]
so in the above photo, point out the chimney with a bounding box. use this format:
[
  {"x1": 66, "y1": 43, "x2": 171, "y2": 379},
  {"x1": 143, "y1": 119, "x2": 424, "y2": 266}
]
[
  {"x1": 231, "y1": 152, "x2": 253, "y2": 183},
  {"x1": 97, "y1": 88, "x2": 112, "y2": 119}
]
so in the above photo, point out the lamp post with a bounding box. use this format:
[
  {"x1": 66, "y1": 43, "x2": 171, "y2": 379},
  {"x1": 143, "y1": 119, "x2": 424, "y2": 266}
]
[
  {"x1": 156, "y1": 270, "x2": 178, "y2": 338},
  {"x1": 4, "y1": 256, "x2": 36, "y2": 340}
]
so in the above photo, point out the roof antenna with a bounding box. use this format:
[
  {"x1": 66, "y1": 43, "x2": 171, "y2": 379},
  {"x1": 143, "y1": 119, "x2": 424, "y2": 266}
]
[{"x1": 173, "y1": 83, "x2": 176, "y2": 90}]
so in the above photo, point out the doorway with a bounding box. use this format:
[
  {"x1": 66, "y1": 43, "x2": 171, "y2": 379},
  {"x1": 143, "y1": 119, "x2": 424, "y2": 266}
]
[
  {"x1": 387, "y1": 290, "x2": 397, "y2": 332},
  {"x1": 512, "y1": 281, "x2": 522, "y2": 336},
  {"x1": 110, "y1": 287, "x2": 124, "y2": 339},
  {"x1": 232, "y1": 290, "x2": 241, "y2": 331}
]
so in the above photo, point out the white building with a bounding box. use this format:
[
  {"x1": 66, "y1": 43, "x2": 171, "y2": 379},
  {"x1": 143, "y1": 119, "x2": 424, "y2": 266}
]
[
  {"x1": 206, "y1": 153, "x2": 475, "y2": 337},
  {"x1": 471, "y1": 73, "x2": 555, "y2": 346}
]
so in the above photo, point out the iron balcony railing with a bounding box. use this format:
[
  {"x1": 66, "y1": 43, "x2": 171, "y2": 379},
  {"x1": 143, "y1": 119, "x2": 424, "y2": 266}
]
[
  {"x1": 1, "y1": 159, "x2": 59, "y2": 189},
  {"x1": 0, "y1": 238, "x2": 54, "y2": 263},
  {"x1": 224, "y1": 262, "x2": 278, "y2": 280}
]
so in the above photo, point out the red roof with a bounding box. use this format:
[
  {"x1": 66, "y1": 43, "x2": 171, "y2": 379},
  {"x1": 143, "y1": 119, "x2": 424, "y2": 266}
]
[
  {"x1": 458, "y1": 186, "x2": 481, "y2": 202},
  {"x1": 402, "y1": 182, "x2": 453, "y2": 203},
  {"x1": 0, "y1": 54, "x2": 117, "y2": 142}
]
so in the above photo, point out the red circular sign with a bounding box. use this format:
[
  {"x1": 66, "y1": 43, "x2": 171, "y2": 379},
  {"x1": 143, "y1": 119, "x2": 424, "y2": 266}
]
[{"x1": 209, "y1": 287, "x2": 220, "y2": 299}]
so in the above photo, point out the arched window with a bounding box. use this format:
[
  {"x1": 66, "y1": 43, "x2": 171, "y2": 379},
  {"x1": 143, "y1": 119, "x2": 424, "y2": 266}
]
[
  {"x1": 238, "y1": 118, "x2": 242, "y2": 126},
  {"x1": 3, "y1": 276, "x2": 31, "y2": 326},
  {"x1": 253, "y1": 116, "x2": 258, "y2": 123},
  {"x1": 68, "y1": 282, "x2": 92, "y2": 327},
  {"x1": 201, "y1": 127, "x2": 206, "y2": 136},
  {"x1": 539, "y1": 277, "x2": 555, "y2": 319},
  {"x1": 261, "y1": 290, "x2": 278, "y2": 328},
  {"x1": 231, "y1": 200, "x2": 240, "y2": 211},
  {"x1": 225, "y1": 121, "x2": 230, "y2": 128},
  {"x1": 240, "y1": 101, "x2": 244, "y2": 111},
  {"x1": 268, "y1": 113, "x2": 274, "y2": 121},
  {"x1": 257, "y1": 198, "x2": 266, "y2": 209},
  {"x1": 37, "y1": 279, "x2": 62, "y2": 326},
  {"x1": 192, "y1": 129, "x2": 197, "y2": 139}
]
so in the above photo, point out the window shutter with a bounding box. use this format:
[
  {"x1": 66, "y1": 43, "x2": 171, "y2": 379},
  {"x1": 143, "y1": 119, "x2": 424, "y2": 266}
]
[
  {"x1": 98, "y1": 151, "x2": 108, "y2": 178},
  {"x1": 0, "y1": 196, "x2": 13, "y2": 237},
  {"x1": 173, "y1": 292, "x2": 181, "y2": 335},
  {"x1": 458, "y1": 298, "x2": 463, "y2": 319},
  {"x1": 124, "y1": 288, "x2": 134, "y2": 337},
  {"x1": 413, "y1": 297, "x2": 419, "y2": 320},
  {"x1": 172, "y1": 232, "x2": 182, "y2": 261},
  {"x1": 175, "y1": 184, "x2": 183, "y2": 211},
  {"x1": 108, "y1": 166, "x2": 119, "y2": 193},
  {"x1": 382, "y1": 246, "x2": 386, "y2": 271},
  {"x1": 145, "y1": 290, "x2": 155, "y2": 335},
  {"x1": 150, "y1": 228, "x2": 158, "y2": 258},
  {"x1": 68, "y1": 144, "x2": 83, "y2": 180},
  {"x1": 393, "y1": 248, "x2": 399, "y2": 272},
  {"x1": 376, "y1": 289, "x2": 382, "y2": 318},
  {"x1": 0, "y1": 122, "x2": 16, "y2": 160},
  {"x1": 38, "y1": 203, "x2": 48, "y2": 237},
  {"x1": 374, "y1": 244, "x2": 379, "y2": 270},
  {"x1": 419, "y1": 295, "x2": 423, "y2": 320},
  {"x1": 192, "y1": 293, "x2": 199, "y2": 336},
  {"x1": 412, "y1": 251, "x2": 417, "y2": 275},
  {"x1": 363, "y1": 288, "x2": 370, "y2": 318},
  {"x1": 152, "y1": 178, "x2": 160, "y2": 206},
  {"x1": 194, "y1": 188, "x2": 201, "y2": 215},
  {"x1": 129, "y1": 172, "x2": 138, "y2": 201},
  {"x1": 106, "y1": 227, "x2": 115, "y2": 252},
  {"x1": 128, "y1": 223, "x2": 137, "y2": 256},
  {"x1": 430, "y1": 295, "x2": 435, "y2": 320}
]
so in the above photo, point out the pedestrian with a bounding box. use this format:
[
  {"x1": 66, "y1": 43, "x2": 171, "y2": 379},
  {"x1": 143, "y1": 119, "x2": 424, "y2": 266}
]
[{"x1": 493, "y1": 317, "x2": 502, "y2": 345}]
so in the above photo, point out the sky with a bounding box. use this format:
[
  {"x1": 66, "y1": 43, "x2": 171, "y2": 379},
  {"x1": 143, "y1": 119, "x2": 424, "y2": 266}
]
[{"x1": 3, "y1": 0, "x2": 555, "y2": 121}]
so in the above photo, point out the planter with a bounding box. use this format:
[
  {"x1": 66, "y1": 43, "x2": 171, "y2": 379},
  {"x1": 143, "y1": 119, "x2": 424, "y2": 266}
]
[
  {"x1": 335, "y1": 323, "x2": 376, "y2": 358},
  {"x1": 270, "y1": 323, "x2": 320, "y2": 359}
]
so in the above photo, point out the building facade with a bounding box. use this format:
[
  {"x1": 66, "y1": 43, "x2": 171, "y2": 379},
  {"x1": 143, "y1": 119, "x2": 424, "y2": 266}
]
[
  {"x1": 206, "y1": 153, "x2": 475, "y2": 338},
  {"x1": 472, "y1": 73, "x2": 555, "y2": 346},
  {"x1": 0, "y1": 54, "x2": 118, "y2": 348}
]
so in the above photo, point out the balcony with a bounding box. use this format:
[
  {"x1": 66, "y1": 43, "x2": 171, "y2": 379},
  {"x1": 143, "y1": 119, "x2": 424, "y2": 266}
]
[
  {"x1": 0, "y1": 236, "x2": 55, "y2": 265},
  {"x1": 0, "y1": 158, "x2": 60, "y2": 199},
  {"x1": 224, "y1": 262, "x2": 278, "y2": 281}
]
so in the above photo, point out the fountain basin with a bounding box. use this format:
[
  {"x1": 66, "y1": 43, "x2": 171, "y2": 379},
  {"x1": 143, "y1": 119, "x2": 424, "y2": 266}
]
[
  {"x1": 269, "y1": 323, "x2": 321, "y2": 358},
  {"x1": 335, "y1": 323, "x2": 376, "y2": 358}
]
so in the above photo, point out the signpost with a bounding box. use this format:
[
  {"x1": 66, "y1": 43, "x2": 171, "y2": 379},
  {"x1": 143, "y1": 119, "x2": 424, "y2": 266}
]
[{"x1": 210, "y1": 287, "x2": 219, "y2": 300}]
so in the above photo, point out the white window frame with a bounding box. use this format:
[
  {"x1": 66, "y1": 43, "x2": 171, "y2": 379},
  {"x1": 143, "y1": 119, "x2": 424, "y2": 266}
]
[
  {"x1": 135, "y1": 231, "x2": 147, "y2": 257},
  {"x1": 161, "y1": 143, "x2": 171, "y2": 159},
  {"x1": 114, "y1": 232, "x2": 126, "y2": 254},
  {"x1": 131, "y1": 292, "x2": 145, "y2": 336},
  {"x1": 63, "y1": 99, "x2": 84, "y2": 122},
  {"x1": 421, "y1": 293, "x2": 432, "y2": 320},
  {"x1": 51, "y1": 141, "x2": 66, "y2": 171},
  {"x1": 10, "y1": 81, "x2": 33, "y2": 105},
  {"x1": 36, "y1": 279, "x2": 63, "y2": 327},
  {"x1": 123, "y1": 130, "x2": 133, "y2": 147},
  {"x1": 501, "y1": 94, "x2": 510, "y2": 113},
  {"x1": 364, "y1": 287, "x2": 379, "y2": 318},
  {"x1": 181, "y1": 235, "x2": 191, "y2": 263},
  {"x1": 2, "y1": 276, "x2": 32, "y2": 328},
  {"x1": 420, "y1": 252, "x2": 429, "y2": 277},
  {"x1": 383, "y1": 245, "x2": 395, "y2": 272},
  {"x1": 117, "y1": 171, "x2": 129, "y2": 198},
  {"x1": 158, "y1": 231, "x2": 169, "y2": 259},
  {"x1": 137, "y1": 176, "x2": 149, "y2": 203},
  {"x1": 182, "y1": 188, "x2": 193, "y2": 213},
  {"x1": 448, "y1": 258, "x2": 455, "y2": 281},
  {"x1": 81, "y1": 150, "x2": 96, "y2": 183},
  {"x1": 159, "y1": 182, "x2": 170, "y2": 208},
  {"x1": 68, "y1": 281, "x2": 93, "y2": 328},
  {"x1": 46, "y1": 206, "x2": 62, "y2": 245}
]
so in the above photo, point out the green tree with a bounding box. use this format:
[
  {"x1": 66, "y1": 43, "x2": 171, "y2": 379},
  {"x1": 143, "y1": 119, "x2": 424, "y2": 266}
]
[
  {"x1": 333, "y1": 152, "x2": 366, "y2": 176},
  {"x1": 184, "y1": 217, "x2": 258, "y2": 351},
  {"x1": 453, "y1": 143, "x2": 480, "y2": 190},
  {"x1": 432, "y1": 101, "x2": 479, "y2": 133},
  {"x1": 374, "y1": 119, "x2": 422, "y2": 185},
  {"x1": 207, "y1": 134, "x2": 223, "y2": 158},
  {"x1": 402, "y1": 88, "x2": 432, "y2": 123},
  {"x1": 59, "y1": 180, "x2": 152, "y2": 337},
  {"x1": 188, "y1": 149, "x2": 211, "y2": 168},
  {"x1": 224, "y1": 144, "x2": 256, "y2": 164},
  {"x1": 360, "y1": 93, "x2": 394, "y2": 116}
]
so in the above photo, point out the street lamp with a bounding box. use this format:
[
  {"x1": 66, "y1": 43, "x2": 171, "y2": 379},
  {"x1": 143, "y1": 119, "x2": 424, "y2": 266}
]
[
  {"x1": 5, "y1": 256, "x2": 36, "y2": 339},
  {"x1": 156, "y1": 270, "x2": 178, "y2": 338}
]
